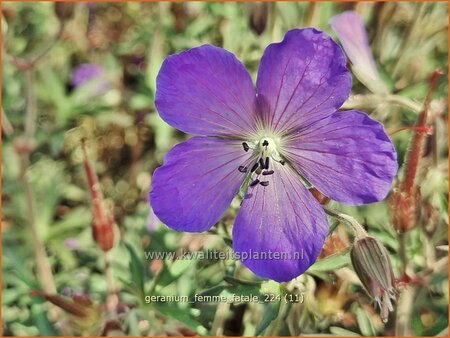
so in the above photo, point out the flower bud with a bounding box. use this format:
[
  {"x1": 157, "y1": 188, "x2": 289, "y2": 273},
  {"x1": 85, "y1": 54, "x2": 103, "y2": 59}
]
[
  {"x1": 54, "y1": 3, "x2": 75, "y2": 22},
  {"x1": 248, "y1": 2, "x2": 269, "y2": 35},
  {"x1": 350, "y1": 236, "x2": 397, "y2": 323},
  {"x1": 82, "y1": 140, "x2": 119, "y2": 252}
]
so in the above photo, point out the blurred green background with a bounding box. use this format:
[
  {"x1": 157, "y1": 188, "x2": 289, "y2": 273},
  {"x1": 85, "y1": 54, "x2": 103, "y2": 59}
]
[{"x1": 1, "y1": 1, "x2": 448, "y2": 336}]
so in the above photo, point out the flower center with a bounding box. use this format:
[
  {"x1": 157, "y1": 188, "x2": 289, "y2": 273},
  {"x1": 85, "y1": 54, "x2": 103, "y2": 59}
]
[{"x1": 238, "y1": 137, "x2": 285, "y2": 188}]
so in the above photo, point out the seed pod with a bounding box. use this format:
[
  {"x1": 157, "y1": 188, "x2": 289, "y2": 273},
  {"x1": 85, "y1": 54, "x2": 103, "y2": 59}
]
[{"x1": 351, "y1": 236, "x2": 397, "y2": 323}]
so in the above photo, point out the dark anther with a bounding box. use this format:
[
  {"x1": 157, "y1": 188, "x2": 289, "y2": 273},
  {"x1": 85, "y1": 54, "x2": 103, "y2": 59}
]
[
  {"x1": 250, "y1": 162, "x2": 259, "y2": 172},
  {"x1": 262, "y1": 170, "x2": 274, "y2": 176},
  {"x1": 242, "y1": 142, "x2": 250, "y2": 152},
  {"x1": 262, "y1": 140, "x2": 269, "y2": 147},
  {"x1": 280, "y1": 160, "x2": 286, "y2": 165},
  {"x1": 238, "y1": 166, "x2": 247, "y2": 173},
  {"x1": 260, "y1": 181, "x2": 269, "y2": 186},
  {"x1": 250, "y1": 179, "x2": 260, "y2": 187},
  {"x1": 259, "y1": 158, "x2": 265, "y2": 168},
  {"x1": 264, "y1": 157, "x2": 270, "y2": 169}
]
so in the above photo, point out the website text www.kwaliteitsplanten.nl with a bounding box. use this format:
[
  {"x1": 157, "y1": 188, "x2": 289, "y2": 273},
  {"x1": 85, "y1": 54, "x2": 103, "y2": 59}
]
[{"x1": 144, "y1": 248, "x2": 305, "y2": 261}]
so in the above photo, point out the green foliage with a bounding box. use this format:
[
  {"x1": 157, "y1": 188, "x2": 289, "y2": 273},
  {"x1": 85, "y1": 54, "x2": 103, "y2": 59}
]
[{"x1": 2, "y1": 2, "x2": 448, "y2": 336}]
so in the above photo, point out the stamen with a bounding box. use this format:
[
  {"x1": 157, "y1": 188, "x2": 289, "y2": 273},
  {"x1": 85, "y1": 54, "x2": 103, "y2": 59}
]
[
  {"x1": 262, "y1": 170, "x2": 274, "y2": 176},
  {"x1": 264, "y1": 157, "x2": 270, "y2": 169},
  {"x1": 255, "y1": 168, "x2": 262, "y2": 175},
  {"x1": 262, "y1": 140, "x2": 269, "y2": 147},
  {"x1": 250, "y1": 162, "x2": 259, "y2": 172},
  {"x1": 279, "y1": 160, "x2": 285, "y2": 165},
  {"x1": 259, "y1": 158, "x2": 265, "y2": 168},
  {"x1": 238, "y1": 166, "x2": 247, "y2": 173},
  {"x1": 250, "y1": 179, "x2": 260, "y2": 187},
  {"x1": 260, "y1": 181, "x2": 269, "y2": 186},
  {"x1": 242, "y1": 142, "x2": 250, "y2": 152}
]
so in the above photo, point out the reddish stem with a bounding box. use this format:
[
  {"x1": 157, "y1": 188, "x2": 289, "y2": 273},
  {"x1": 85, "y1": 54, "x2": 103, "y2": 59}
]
[
  {"x1": 401, "y1": 69, "x2": 443, "y2": 197},
  {"x1": 389, "y1": 125, "x2": 433, "y2": 136}
]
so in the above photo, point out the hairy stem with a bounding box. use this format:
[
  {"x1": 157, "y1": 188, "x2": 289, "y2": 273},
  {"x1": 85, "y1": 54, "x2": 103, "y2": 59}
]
[{"x1": 323, "y1": 207, "x2": 368, "y2": 240}]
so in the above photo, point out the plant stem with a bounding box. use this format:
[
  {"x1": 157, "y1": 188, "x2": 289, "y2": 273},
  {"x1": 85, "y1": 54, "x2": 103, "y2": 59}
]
[
  {"x1": 24, "y1": 70, "x2": 36, "y2": 138},
  {"x1": 19, "y1": 153, "x2": 57, "y2": 297},
  {"x1": 104, "y1": 252, "x2": 118, "y2": 316},
  {"x1": 2, "y1": 107, "x2": 14, "y2": 137},
  {"x1": 387, "y1": 94, "x2": 423, "y2": 113},
  {"x1": 323, "y1": 207, "x2": 368, "y2": 240},
  {"x1": 395, "y1": 285, "x2": 416, "y2": 336},
  {"x1": 11, "y1": 69, "x2": 60, "y2": 320},
  {"x1": 397, "y1": 231, "x2": 408, "y2": 275},
  {"x1": 401, "y1": 69, "x2": 442, "y2": 197},
  {"x1": 10, "y1": 24, "x2": 64, "y2": 71},
  {"x1": 342, "y1": 94, "x2": 423, "y2": 113}
]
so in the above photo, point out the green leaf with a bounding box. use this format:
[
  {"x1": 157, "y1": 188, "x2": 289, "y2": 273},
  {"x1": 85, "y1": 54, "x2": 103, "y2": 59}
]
[
  {"x1": 308, "y1": 250, "x2": 350, "y2": 273},
  {"x1": 156, "y1": 259, "x2": 195, "y2": 287},
  {"x1": 31, "y1": 304, "x2": 58, "y2": 336},
  {"x1": 356, "y1": 307, "x2": 376, "y2": 336},
  {"x1": 330, "y1": 326, "x2": 361, "y2": 336},
  {"x1": 125, "y1": 242, "x2": 145, "y2": 296},
  {"x1": 156, "y1": 304, "x2": 209, "y2": 336},
  {"x1": 255, "y1": 302, "x2": 281, "y2": 336}
]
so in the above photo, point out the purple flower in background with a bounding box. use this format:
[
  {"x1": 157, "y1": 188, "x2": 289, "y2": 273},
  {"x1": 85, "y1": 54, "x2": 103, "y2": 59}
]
[
  {"x1": 150, "y1": 28, "x2": 397, "y2": 282},
  {"x1": 64, "y1": 238, "x2": 80, "y2": 250},
  {"x1": 330, "y1": 11, "x2": 388, "y2": 94},
  {"x1": 71, "y1": 63, "x2": 109, "y2": 94}
]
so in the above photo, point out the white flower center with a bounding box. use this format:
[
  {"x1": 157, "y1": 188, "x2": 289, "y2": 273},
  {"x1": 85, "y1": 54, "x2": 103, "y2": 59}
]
[
  {"x1": 258, "y1": 137, "x2": 278, "y2": 158},
  {"x1": 237, "y1": 136, "x2": 286, "y2": 189}
]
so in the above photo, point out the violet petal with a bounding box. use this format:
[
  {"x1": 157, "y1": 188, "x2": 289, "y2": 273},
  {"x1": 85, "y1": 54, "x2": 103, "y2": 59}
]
[
  {"x1": 283, "y1": 110, "x2": 398, "y2": 205},
  {"x1": 150, "y1": 136, "x2": 253, "y2": 232},
  {"x1": 155, "y1": 45, "x2": 258, "y2": 137},
  {"x1": 256, "y1": 28, "x2": 351, "y2": 134},
  {"x1": 233, "y1": 161, "x2": 328, "y2": 282},
  {"x1": 330, "y1": 11, "x2": 381, "y2": 84}
]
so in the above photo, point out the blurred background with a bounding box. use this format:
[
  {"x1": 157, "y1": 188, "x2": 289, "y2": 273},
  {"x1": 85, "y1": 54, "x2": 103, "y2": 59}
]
[{"x1": 1, "y1": 1, "x2": 448, "y2": 336}]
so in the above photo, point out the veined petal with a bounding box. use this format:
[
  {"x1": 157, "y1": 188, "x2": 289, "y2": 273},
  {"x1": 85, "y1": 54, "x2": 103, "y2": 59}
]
[
  {"x1": 283, "y1": 110, "x2": 398, "y2": 205},
  {"x1": 150, "y1": 137, "x2": 253, "y2": 232},
  {"x1": 330, "y1": 11, "x2": 388, "y2": 94},
  {"x1": 233, "y1": 162, "x2": 329, "y2": 282},
  {"x1": 155, "y1": 45, "x2": 258, "y2": 137},
  {"x1": 256, "y1": 28, "x2": 351, "y2": 134}
]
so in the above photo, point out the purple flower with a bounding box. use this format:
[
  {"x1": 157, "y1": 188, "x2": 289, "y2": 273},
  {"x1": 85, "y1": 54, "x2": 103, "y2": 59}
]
[
  {"x1": 330, "y1": 11, "x2": 388, "y2": 94},
  {"x1": 150, "y1": 28, "x2": 398, "y2": 282},
  {"x1": 65, "y1": 238, "x2": 80, "y2": 250},
  {"x1": 71, "y1": 63, "x2": 109, "y2": 94}
]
